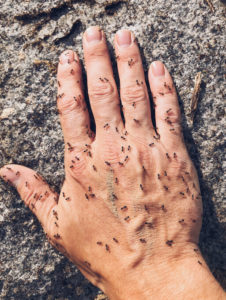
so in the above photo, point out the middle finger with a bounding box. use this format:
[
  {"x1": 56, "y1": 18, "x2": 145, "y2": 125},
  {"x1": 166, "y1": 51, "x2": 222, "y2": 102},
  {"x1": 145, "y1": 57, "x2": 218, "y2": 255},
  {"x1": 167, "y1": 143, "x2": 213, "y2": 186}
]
[
  {"x1": 114, "y1": 30, "x2": 154, "y2": 136},
  {"x1": 83, "y1": 26, "x2": 123, "y2": 136}
]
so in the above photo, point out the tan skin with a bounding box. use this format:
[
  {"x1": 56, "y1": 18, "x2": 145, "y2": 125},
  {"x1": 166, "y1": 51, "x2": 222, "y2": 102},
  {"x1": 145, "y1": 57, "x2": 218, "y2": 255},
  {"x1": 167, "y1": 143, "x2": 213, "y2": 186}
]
[{"x1": 0, "y1": 27, "x2": 225, "y2": 300}]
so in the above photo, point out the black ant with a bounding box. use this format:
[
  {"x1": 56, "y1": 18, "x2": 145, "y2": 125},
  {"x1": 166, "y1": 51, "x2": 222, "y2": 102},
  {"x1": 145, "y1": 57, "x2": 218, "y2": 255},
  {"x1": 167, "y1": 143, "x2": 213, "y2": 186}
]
[
  {"x1": 166, "y1": 240, "x2": 173, "y2": 246},
  {"x1": 103, "y1": 123, "x2": 109, "y2": 129},
  {"x1": 121, "y1": 206, "x2": 127, "y2": 211},
  {"x1": 54, "y1": 234, "x2": 61, "y2": 239},
  {"x1": 112, "y1": 193, "x2": 118, "y2": 200},
  {"x1": 140, "y1": 238, "x2": 146, "y2": 243}
]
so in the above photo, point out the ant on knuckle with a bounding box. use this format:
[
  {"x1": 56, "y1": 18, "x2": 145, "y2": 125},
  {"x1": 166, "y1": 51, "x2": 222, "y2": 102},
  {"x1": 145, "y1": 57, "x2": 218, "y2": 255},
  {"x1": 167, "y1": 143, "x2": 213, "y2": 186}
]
[
  {"x1": 166, "y1": 240, "x2": 173, "y2": 246},
  {"x1": 128, "y1": 58, "x2": 135, "y2": 67},
  {"x1": 121, "y1": 205, "x2": 128, "y2": 211},
  {"x1": 139, "y1": 238, "x2": 146, "y2": 243}
]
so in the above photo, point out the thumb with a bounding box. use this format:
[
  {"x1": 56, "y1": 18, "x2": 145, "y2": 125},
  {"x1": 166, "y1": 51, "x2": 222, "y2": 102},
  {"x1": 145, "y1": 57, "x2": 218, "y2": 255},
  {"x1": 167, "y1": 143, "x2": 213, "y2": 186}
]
[{"x1": 0, "y1": 164, "x2": 59, "y2": 228}]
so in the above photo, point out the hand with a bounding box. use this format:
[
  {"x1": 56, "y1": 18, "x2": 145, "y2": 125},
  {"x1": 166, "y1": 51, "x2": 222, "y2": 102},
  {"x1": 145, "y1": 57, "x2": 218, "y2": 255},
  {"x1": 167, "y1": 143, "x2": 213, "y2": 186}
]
[{"x1": 0, "y1": 27, "x2": 224, "y2": 300}]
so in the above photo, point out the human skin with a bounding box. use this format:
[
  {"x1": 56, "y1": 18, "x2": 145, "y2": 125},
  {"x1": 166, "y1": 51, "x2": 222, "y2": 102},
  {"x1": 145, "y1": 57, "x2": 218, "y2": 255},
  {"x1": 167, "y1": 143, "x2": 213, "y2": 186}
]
[{"x1": 0, "y1": 27, "x2": 225, "y2": 300}]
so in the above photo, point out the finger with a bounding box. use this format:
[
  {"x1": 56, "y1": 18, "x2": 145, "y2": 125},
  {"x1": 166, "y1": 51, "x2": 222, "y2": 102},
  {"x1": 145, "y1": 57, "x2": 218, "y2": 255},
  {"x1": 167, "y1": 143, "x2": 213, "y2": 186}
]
[
  {"x1": 148, "y1": 61, "x2": 183, "y2": 148},
  {"x1": 83, "y1": 26, "x2": 124, "y2": 135},
  {"x1": 114, "y1": 29, "x2": 154, "y2": 135},
  {"x1": 0, "y1": 165, "x2": 58, "y2": 228},
  {"x1": 57, "y1": 50, "x2": 93, "y2": 148}
]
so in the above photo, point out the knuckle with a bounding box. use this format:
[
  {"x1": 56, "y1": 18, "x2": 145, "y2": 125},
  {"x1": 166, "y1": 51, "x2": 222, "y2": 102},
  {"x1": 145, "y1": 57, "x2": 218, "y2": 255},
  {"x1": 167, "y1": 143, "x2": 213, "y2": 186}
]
[
  {"x1": 86, "y1": 45, "x2": 107, "y2": 61},
  {"x1": 89, "y1": 82, "x2": 115, "y2": 103},
  {"x1": 101, "y1": 139, "x2": 120, "y2": 164},
  {"x1": 24, "y1": 188, "x2": 50, "y2": 208},
  {"x1": 67, "y1": 154, "x2": 87, "y2": 178},
  {"x1": 156, "y1": 81, "x2": 176, "y2": 96},
  {"x1": 57, "y1": 96, "x2": 84, "y2": 115},
  {"x1": 58, "y1": 63, "x2": 81, "y2": 79},
  {"x1": 165, "y1": 109, "x2": 181, "y2": 125},
  {"x1": 121, "y1": 84, "x2": 147, "y2": 105},
  {"x1": 23, "y1": 189, "x2": 35, "y2": 206},
  {"x1": 171, "y1": 157, "x2": 190, "y2": 176},
  {"x1": 157, "y1": 105, "x2": 181, "y2": 125},
  {"x1": 118, "y1": 52, "x2": 140, "y2": 65},
  {"x1": 171, "y1": 114, "x2": 181, "y2": 125}
]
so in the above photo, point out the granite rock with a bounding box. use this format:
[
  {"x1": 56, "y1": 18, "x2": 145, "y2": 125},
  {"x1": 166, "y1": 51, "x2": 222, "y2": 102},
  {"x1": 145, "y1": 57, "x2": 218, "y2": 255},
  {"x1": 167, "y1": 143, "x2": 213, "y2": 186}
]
[{"x1": 0, "y1": 0, "x2": 225, "y2": 298}]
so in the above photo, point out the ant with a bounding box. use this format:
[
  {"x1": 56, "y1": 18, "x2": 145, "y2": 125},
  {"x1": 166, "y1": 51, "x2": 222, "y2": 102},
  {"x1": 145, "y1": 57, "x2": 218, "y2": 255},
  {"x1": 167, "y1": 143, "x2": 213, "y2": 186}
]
[
  {"x1": 166, "y1": 240, "x2": 173, "y2": 246},
  {"x1": 103, "y1": 123, "x2": 109, "y2": 129},
  {"x1": 121, "y1": 206, "x2": 128, "y2": 211},
  {"x1": 140, "y1": 238, "x2": 146, "y2": 243}
]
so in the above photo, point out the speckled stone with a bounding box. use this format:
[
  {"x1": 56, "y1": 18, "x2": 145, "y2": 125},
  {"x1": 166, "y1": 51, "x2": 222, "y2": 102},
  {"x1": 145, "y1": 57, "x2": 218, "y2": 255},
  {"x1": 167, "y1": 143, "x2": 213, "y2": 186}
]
[{"x1": 0, "y1": 0, "x2": 225, "y2": 298}]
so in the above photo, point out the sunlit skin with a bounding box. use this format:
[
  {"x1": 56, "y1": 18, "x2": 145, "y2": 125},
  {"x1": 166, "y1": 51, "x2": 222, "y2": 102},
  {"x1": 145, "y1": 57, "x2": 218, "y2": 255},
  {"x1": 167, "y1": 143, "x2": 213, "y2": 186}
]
[{"x1": 0, "y1": 27, "x2": 225, "y2": 300}]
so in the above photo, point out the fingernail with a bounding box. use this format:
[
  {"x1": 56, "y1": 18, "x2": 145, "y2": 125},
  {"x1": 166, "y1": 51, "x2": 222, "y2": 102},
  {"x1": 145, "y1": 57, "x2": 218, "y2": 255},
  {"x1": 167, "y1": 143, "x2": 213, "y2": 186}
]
[
  {"x1": 151, "y1": 61, "x2": 165, "y2": 77},
  {"x1": 0, "y1": 167, "x2": 19, "y2": 187},
  {"x1": 60, "y1": 50, "x2": 74, "y2": 64},
  {"x1": 116, "y1": 30, "x2": 132, "y2": 47},
  {"x1": 85, "y1": 26, "x2": 102, "y2": 43}
]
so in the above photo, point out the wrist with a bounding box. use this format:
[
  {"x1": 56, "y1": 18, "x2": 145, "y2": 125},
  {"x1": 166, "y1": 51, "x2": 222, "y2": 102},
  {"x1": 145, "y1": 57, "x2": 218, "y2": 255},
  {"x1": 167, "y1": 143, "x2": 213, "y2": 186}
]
[{"x1": 103, "y1": 243, "x2": 225, "y2": 300}]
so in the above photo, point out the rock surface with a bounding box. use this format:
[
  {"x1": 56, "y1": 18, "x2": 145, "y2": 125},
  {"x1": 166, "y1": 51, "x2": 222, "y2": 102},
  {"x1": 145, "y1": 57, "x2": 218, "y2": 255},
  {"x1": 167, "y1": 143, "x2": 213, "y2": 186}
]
[{"x1": 0, "y1": 0, "x2": 225, "y2": 298}]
